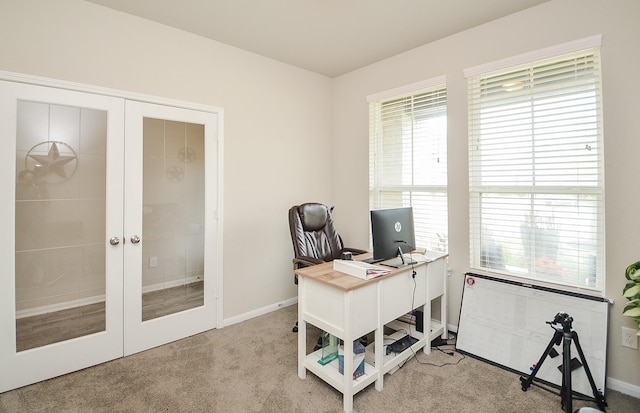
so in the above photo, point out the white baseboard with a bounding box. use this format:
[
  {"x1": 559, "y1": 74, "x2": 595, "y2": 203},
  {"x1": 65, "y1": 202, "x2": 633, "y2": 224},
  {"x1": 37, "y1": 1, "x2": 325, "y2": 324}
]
[
  {"x1": 16, "y1": 295, "x2": 106, "y2": 319},
  {"x1": 141, "y1": 275, "x2": 202, "y2": 293},
  {"x1": 222, "y1": 297, "x2": 298, "y2": 327},
  {"x1": 606, "y1": 376, "x2": 640, "y2": 398},
  {"x1": 17, "y1": 278, "x2": 203, "y2": 319}
]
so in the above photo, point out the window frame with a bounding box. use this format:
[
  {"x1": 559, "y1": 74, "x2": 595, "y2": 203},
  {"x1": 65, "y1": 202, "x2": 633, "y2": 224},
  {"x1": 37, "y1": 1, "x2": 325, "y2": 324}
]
[
  {"x1": 465, "y1": 36, "x2": 605, "y2": 292},
  {"x1": 367, "y1": 77, "x2": 448, "y2": 254}
]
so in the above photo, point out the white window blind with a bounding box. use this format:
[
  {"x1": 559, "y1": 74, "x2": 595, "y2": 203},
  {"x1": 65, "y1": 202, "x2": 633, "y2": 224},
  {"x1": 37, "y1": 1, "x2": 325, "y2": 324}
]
[
  {"x1": 467, "y1": 46, "x2": 604, "y2": 291},
  {"x1": 369, "y1": 83, "x2": 448, "y2": 253}
]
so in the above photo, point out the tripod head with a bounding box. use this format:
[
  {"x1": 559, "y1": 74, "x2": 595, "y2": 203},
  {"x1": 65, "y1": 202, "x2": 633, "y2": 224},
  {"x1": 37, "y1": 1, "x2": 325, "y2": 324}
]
[{"x1": 547, "y1": 311, "x2": 574, "y2": 333}]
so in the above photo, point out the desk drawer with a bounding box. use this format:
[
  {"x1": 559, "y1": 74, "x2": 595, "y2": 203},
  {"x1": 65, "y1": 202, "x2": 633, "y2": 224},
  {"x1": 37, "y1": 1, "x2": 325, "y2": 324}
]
[
  {"x1": 379, "y1": 267, "x2": 426, "y2": 325},
  {"x1": 300, "y1": 278, "x2": 378, "y2": 338},
  {"x1": 427, "y1": 258, "x2": 445, "y2": 300}
]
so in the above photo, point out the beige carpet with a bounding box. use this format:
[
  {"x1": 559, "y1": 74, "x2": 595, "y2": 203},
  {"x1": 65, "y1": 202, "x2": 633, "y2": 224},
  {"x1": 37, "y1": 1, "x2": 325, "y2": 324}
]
[{"x1": 1, "y1": 305, "x2": 639, "y2": 413}]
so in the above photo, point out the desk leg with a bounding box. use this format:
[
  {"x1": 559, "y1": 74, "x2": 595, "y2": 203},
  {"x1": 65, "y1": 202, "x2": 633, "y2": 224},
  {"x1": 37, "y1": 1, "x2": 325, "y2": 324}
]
[
  {"x1": 343, "y1": 337, "x2": 354, "y2": 413},
  {"x1": 297, "y1": 281, "x2": 306, "y2": 379},
  {"x1": 441, "y1": 273, "x2": 448, "y2": 341},
  {"x1": 374, "y1": 326, "x2": 383, "y2": 391},
  {"x1": 297, "y1": 320, "x2": 306, "y2": 378},
  {"x1": 423, "y1": 302, "x2": 431, "y2": 355},
  {"x1": 342, "y1": 291, "x2": 354, "y2": 413}
]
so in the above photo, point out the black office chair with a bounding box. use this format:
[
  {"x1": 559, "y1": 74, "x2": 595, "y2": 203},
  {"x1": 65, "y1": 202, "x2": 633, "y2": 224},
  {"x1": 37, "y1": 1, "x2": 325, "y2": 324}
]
[{"x1": 288, "y1": 203, "x2": 366, "y2": 332}]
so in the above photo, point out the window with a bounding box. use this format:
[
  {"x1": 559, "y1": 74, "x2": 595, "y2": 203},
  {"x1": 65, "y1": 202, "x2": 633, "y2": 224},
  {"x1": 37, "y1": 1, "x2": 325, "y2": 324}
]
[
  {"x1": 368, "y1": 78, "x2": 448, "y2": 253},
  {"x1": 466, "y1": 37, "x2": 604, "y2": 291}
]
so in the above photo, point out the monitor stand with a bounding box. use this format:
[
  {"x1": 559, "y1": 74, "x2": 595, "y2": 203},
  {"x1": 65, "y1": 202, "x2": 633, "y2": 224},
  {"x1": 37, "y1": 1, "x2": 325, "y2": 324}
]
[
  {"x1": 380, "y1": 246, "x2": 417, "y2": 268},
  {"x1": 380, "y1": 256, "x2": 417, "y2": 268}
]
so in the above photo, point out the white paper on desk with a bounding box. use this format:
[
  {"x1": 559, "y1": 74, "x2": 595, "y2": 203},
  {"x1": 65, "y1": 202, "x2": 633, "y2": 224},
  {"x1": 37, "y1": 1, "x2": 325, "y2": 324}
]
[
  {"x1": 403, "y1": 253, "x2": 433, "y2": 263},
  {"x1": 333, "y1": 259, "x2": 390, "y2": 279}
]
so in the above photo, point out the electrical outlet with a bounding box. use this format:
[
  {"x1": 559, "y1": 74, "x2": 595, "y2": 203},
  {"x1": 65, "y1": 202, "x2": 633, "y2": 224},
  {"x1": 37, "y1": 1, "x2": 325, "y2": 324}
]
[
  {"x1": 149, "y1": 256, "x2": 158, "y2": 268},
  {"x1": 622, "y1": 327, "x2": 638, "y2": 349}
]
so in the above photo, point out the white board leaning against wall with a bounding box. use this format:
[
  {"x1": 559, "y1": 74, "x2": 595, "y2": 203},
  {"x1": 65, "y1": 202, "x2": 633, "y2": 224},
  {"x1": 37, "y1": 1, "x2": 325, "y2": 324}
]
[{"x1": 456, "y1": 273, "x2": 608, "y2": 398}]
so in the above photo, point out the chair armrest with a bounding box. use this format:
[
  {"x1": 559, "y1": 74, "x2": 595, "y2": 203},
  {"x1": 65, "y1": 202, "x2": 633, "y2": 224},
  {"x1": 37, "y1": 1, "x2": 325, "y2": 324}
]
[
  {"x1": 341, "y1": 247, "x2": 368, "y2": 256},
  {"x1": 293, "y1": 256, "x2": 325, "y2": 270}
]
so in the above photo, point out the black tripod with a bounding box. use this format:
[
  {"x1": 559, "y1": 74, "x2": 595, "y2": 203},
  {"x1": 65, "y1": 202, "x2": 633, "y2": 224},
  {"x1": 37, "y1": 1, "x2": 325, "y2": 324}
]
[{"x1": 520, "y1": 312, "x2": 607, "y2": 412}]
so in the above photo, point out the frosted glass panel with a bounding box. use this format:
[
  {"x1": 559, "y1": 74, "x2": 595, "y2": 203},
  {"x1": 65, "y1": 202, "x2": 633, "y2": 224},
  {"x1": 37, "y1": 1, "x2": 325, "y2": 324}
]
[
  {"x1": 141, "y1": 118, "x2": 205, "y2": 321},
  {"x1": 15, "y1": 101, "x2": 107, "y2": 351}
]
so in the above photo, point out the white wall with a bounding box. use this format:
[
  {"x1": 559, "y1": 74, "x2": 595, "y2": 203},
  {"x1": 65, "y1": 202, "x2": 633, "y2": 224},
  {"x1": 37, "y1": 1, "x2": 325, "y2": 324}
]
[
  {"x1": 332, "y1": 0, "x2": 640, "y2": 392},
  {"x1": 0, "y1": 0, "x2": 333, "y2": 319}
]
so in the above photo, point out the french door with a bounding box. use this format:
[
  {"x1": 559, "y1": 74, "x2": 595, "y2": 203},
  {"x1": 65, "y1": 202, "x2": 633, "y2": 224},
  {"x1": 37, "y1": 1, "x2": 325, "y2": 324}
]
[
  {"x1": 123, "y1": 100, "x2": 219, "y2": 356},
  {"x1": 0, "y1": 79, "x2": 220, "y2": 392}
]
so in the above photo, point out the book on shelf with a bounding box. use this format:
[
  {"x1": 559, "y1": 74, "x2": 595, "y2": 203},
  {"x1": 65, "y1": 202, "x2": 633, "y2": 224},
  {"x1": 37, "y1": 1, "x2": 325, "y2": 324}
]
[{"x1": 332, "y1": 259, "x2": 391, "y2": 280}]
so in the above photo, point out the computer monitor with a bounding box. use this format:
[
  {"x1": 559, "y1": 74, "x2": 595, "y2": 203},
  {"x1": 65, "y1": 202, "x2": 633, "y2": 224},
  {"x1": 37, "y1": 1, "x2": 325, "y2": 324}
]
[{"x1": 370, "y1": 207, "x2": 416, "y2": 267}]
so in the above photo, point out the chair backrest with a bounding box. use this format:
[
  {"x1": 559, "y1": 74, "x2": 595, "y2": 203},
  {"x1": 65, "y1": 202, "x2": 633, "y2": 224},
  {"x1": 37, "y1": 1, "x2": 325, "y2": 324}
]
[{"x1": 288, "y1": 203, "x2": 344, "y2": 263}]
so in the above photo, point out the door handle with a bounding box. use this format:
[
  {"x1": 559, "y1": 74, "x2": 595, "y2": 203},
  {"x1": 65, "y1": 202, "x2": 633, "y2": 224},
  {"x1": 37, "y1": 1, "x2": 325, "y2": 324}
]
[
  {"x1": 109, "y1": 237, "x2": 120, "y2": 246},
  {"x1": 130, "y1": 235, "x2": 141, "y2": 244}
]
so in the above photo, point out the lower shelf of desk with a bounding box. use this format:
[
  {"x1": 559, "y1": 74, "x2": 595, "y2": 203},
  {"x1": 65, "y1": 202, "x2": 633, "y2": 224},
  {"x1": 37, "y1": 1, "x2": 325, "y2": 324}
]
[
  {"x1": 304, "y1": 348, "x2": 378, "y2": 394},
  {"x1": 371, "y1": 337, "x2": 427, "y2": 376},
  {"x1": 386, "y1": 318, "x2": 447, "y2": 342},
  {"x1": 304, "y1": 316, "x2": 447, "y2": 395}
]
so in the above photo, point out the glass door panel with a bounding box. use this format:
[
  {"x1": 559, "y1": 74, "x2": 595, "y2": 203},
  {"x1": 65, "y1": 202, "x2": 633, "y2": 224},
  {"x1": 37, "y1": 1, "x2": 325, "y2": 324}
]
[
  {"x1": 141, "y1": 118, "x2": 205, "y2": 321},
  {"x1": 15, "y1": 101, "x2": 107, "y2": 351},
  {"x1": 0, "y1": 80, "x2": 124, "y2": 393}
]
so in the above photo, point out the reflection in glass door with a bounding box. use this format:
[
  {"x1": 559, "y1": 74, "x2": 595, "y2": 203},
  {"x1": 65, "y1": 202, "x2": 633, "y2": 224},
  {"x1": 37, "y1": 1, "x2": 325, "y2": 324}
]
[
  {"x1": 15, "y1": 101, "x2": 107, "y2": 351},
  {"x1": 141, "y1": 118, "x2": 205, "y2": 321}
]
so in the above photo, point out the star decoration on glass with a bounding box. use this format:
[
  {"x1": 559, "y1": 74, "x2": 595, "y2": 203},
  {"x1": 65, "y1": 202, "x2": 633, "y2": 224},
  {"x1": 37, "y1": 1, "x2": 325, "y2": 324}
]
[
  {"x1": 26, "y1": 141, "x2": 78, "y2": 183},
  {"x1": 178, "y1": 147, "x2": 196, "y2": 163},
  {"x1": 166, "y1": 165, "x2": 184, "y2": 182}
]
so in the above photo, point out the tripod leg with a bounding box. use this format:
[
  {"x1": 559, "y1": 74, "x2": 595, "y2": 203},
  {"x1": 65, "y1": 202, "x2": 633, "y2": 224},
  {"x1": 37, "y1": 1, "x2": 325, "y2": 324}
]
[
  {"x1": 521, "y1": 329, "x2": 563, "y2": 391},
  {"x1": 571, "y1": 332, "x2": 607, "y2": 411},
  {"x1": 562, "y1": 334, "x2": 572, "y2": 412}
]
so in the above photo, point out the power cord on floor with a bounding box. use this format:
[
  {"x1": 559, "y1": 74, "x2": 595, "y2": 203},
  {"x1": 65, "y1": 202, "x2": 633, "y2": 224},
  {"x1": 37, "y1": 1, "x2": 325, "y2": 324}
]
[
  {"x1": 415, "y1": 338, "x2": 465, "y2": 367},
  {"x1": 393, "y1": 332, "x2": 466, "y2": 368}
]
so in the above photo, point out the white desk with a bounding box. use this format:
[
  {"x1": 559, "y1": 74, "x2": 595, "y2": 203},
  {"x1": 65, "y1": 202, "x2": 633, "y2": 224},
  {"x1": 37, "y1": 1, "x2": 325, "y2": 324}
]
[{"x1": 295, "y1": 252, "x2": 447, "y2": 413}]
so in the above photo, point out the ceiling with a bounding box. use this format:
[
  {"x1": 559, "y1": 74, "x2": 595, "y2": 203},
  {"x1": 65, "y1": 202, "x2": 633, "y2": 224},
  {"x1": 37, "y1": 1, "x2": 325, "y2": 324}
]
[{"x1": 87, "y1": 0, "x2": 550, "y2": 77}]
